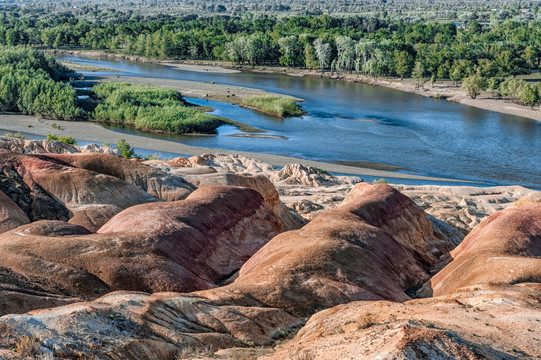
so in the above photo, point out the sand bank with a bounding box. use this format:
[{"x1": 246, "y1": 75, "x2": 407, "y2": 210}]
[{"x1": 0, "y1": 114, "x2": 471, "y2": 183}]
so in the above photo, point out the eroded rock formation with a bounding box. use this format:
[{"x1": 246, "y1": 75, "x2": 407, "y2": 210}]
[{"x1": 418, "y1": 198, "x2": 541, "y2": 297}]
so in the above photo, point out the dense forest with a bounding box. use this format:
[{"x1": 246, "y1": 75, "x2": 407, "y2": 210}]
[
  {"x1": 2, "y1": 7, "x2": 540, "y2": 82},
  {"x1": 1, "y1": 2, "x2": 541, "y2": 117},
  {"x1": 7, "y1": 0, "x2": 541, "y2": 19},
  {"x1": 0, "y1": 47, "x2": 82, "y2": 119}
]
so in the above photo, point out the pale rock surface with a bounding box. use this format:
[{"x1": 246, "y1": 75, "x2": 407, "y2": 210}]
[
  {"x1": 264, "y1": 284, "x2": 541, "y2": 360},
  {"x1": 0, "y1": 139, "x2": 79, "y2": 154},
  {"x1": 0, "y1": 291, "x2": 301, "y2": 359},
  {"x1": 0, "y1": 139, "x2": 118, "y2": 156},
  {"x1": 270, "y1": 163, "x2": 361, "y2": 187},
  {"x1": 395, "y1": 185, "x2": 538, "y2": 235}
]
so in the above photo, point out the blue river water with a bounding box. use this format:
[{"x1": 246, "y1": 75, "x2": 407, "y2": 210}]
[{"x1": 58, "y1": 55, "x2": 541, "y2": 188}]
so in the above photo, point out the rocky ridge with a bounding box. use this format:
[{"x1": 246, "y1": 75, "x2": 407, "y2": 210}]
[{"x1": 0, "y1": 142, "x2": 538, "y2": 359}]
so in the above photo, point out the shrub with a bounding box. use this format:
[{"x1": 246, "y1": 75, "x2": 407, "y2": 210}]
[
  {"x1": 116, "y1": 139, "x2": 135, "y2": 159},
  {"x1": 46, "y1": 134, "x2": 77, "y2": 145},
  {"x1": 462, "y1": 74, "x2": 486, "y2": 99},
  {"x1": 3, "y1": 132, "x2": 26, "y2": 139},
  {"x1": 372, "y1": 178, "x2": 388, "y2": 184},
  {"x1": 15, "y1": 335, "x2": 40, "y2": 357}
]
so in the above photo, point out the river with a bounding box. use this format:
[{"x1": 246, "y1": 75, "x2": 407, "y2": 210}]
[{"x1": 58, "y1": 55, "x2": 541, "y2": 188}]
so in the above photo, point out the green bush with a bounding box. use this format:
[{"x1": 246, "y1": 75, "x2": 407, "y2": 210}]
[
  {"x1": 92, "y1": 82, "x2": 223, "y2": 134},
  {"x1": 240, "y1": 95, "x2": 303, "y2": 118},
  {"x1": 46, "y1": 133, "x2": 77, "y2": 145},
  {"x1": 116, "y1": 139, "x2": 135, "y2": 159}
]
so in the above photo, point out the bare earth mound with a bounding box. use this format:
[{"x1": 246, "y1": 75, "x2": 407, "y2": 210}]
[
  {"x1": 0, "y1": 186, "x2": 281, "y2": 302},
  {"x1": 418, "y1": 198, "x2": 541, "y2": 297}
]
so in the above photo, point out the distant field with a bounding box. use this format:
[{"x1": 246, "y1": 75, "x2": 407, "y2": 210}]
[{"x1": 517, "y1": 71, "x2": 541, "y2": 81}]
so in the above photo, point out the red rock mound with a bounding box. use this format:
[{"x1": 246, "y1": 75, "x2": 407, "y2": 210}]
[
  {"x1": 0, "y1": 153, "x2": 159, "y2": 231},
  {"x1": 199, "y1": 183, "x2": 449, "y2": 316},
  {"x1": 0, "y1": 190, "x2": 29, "y2": 234},
  {"x1": 46, "y1": 153, "x2": 195, "y2": 201},
  {"x1": 183, "y1": 172, "x2": 307, "y2": 230},
  {"x1": 341, "y1": 183, "x2": 454, "y2": 270},
  {"x1": 418, "y1": 200, "x2": 541, "y2": 297},
  {"x1": 0, "y1": 186, "x2": 281, "y2": 300}
]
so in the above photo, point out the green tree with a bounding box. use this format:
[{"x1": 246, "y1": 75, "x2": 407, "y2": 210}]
[
  {"x1": 116, "y1": 139, "x2": 136, "y2": 159},
  {"x1": 278, "y1": 35, "x2": 302, "y2": 68},
  {"x1": 393, "y1": 50, "x2": 412, "y2": 80},
  {"x1": 520, "y1": 83, "x2": 539, "y2": 109},
  {"x1": 462, "y1": 74, "x2": 486, "y2": 99},
  {"x1": 313, "y1": 38, "x2": 331, "y2": 74},
  {"x1": 304, "y1": 43, "x2": 318, "y2": 70},
  {"x1": 412, "y1": 61, "x2": 427, "y2": 89}
]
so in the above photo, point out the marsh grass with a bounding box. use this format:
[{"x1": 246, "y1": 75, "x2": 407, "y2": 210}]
[
  {"x1": 92, "y1": 83, "x2": 223, "y2": 134},
  {"x1": 240, "y1": 95, "x2": 303, "y2": 118}
]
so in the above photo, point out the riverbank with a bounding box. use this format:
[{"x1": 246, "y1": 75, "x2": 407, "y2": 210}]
[
  {"x1": 0, "y1": 114, "x2": 476, "y2": 184},
  {"x1": 244, "y1": 67, "x2": 541, "y2": 122},
  {"x1": 81, "y1": 75, "x2": 304, "y2": 119},
  {"x1": 54, "y1": 49, "x2": 540, "y2": 122}
]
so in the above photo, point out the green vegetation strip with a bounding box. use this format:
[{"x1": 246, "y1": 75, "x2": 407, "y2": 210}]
[
  {"x1": 58, "y1": 60, "x2": 121, "y2": 72},
  {"x1": 239, "y1": 95, "x2": 304, "y2": 118},
  {"x1": 92, "y1": 82, "x2": 263, "y2": 134}
]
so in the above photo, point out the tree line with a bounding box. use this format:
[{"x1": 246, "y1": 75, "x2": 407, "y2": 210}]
[
  {"x1": 2, "y1": 12, "x2": 541, "y2": 83},
  {"x1": 2, "y1": 10, "x2": 541, "y2": 107},
  {"x1": 0, "y1": 46, "x2": 82, "y2": 119}
]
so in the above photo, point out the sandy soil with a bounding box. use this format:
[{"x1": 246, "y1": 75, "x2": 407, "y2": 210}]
[
  {"x1": 159, "y1": 62, "x2": 240, "y2": 74},
  {"x1": 0, "y1": 114, "x2": 467, "y2": 183}
]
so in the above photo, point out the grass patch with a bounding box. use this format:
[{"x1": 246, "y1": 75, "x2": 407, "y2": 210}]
[
  {"x1": 92, "y1": 82, "x2": 224, "y2": 134},
  {"x1": 59, "y1": 60, "x2": 121, "y2": 72},
  {"x1": 239, "y1": 95, "x2": 304, "y2": 118}
]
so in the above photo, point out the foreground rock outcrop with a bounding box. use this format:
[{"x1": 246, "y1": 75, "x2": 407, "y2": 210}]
[
  {"x1": 0, "y1": 144, "x2": 539, "y2": 360},
  {"x1": 418, "y1": 197, "x2": 541, "y2": 297},
  {"x1": 0, "y1": 265, "x2": 80, "y2": 316},
  {"x1": 212, "y1": 183, "x2": 452, "y2": 316},
  {"x1": 0, "y1": 186, "x2": 281, "y2": 305},
  {"x1": 45, "y1": 153, "x2": 195, "y2": 201},
  {"x1": 0, "y1": 183, "x2": 462, "y2": 359},
  {"x1": 264, "y1": 284, "x2": 541, "y2": 360},
  {"x1": 0, "y1": 152, "x2": 159, "y2": 231}
]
